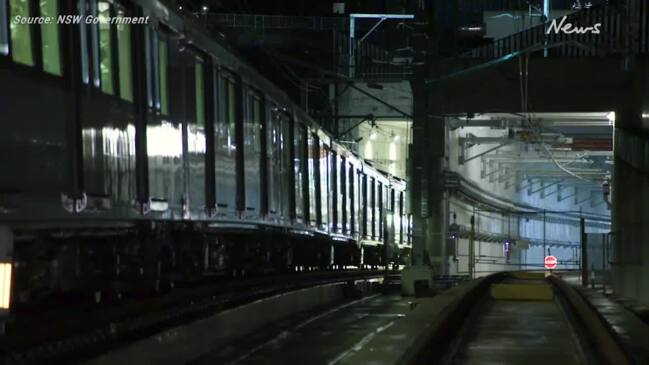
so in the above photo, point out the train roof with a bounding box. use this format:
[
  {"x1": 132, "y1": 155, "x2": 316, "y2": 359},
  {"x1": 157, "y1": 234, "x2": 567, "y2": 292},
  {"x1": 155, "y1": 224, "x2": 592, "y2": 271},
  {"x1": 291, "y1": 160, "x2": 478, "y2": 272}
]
[{"x1": 134, "y1": 0, "x2": 405, "y2": 186}]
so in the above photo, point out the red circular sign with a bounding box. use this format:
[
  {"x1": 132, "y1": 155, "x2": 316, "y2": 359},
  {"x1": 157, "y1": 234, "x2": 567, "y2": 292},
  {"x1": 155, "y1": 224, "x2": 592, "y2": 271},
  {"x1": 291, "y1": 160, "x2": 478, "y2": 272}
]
[{"x1": 544, "y1": 255, "x2": 557, "y2": 269}]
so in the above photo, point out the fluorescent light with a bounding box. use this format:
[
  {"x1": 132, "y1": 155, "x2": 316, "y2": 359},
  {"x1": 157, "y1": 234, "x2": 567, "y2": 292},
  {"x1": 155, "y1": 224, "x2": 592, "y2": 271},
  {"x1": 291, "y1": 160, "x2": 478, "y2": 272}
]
[
  {"x1": 0, "y1": 262, "x2": 12, "y2": 310},
  {"x1": 389, "y1": 141, "x2": 397, "y2": 160}
]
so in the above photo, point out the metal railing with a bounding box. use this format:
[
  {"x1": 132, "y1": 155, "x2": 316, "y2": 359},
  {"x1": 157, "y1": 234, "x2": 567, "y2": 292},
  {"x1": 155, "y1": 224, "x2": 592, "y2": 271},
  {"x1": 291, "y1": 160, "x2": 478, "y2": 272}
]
[
  {"x1": 201, "y1": 14, "x2": 413, "y2": 81},
  {"x1": 458, "y1": 2, "x2": 628, "y2": 60},
  {"x1": 199, "y1": 13, "x2": 348, "y2": 31},
  {"x1": 457, "y1": 0, "x2": 610, "y2": 12}
]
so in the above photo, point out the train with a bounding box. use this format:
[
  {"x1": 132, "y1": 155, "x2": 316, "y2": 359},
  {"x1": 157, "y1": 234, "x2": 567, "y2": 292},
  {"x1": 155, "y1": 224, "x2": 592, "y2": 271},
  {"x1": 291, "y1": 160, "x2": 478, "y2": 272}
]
[{"x1": 0, "y1": 0, "x2": 411, "y2": 308}]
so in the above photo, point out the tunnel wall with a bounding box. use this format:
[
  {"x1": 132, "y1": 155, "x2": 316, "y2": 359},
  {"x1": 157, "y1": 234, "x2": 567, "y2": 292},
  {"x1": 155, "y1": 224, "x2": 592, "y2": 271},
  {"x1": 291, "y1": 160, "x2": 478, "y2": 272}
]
[{"x1": 447, "y1": 124, "x2": 610, "y2": 275}]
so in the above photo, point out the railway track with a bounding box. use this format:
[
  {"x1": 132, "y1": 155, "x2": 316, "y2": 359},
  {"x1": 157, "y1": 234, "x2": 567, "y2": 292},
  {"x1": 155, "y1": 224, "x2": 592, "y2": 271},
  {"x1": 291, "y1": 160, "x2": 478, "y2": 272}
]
[
  {"x1": 0, "y1": 270, "x2": 388, "y2": 363},
  {"x1": 441, "y1": 276, "x2": 600, "y2": 364},
  {"x1": 402, "y1": 272, "x2": 645, "y2": 365}
]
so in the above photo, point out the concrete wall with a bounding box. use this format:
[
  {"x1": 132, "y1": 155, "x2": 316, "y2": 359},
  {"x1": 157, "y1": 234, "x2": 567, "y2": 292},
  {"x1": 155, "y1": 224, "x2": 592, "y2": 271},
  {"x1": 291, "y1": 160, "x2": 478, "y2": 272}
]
[
  {"x1": 358, "y1": 120, "x2": 411, "y2": 179},
  {"x1": 448, "y1": 199, "x2": 523, "y2": 277},
  {"x1": 612, "y1": 135, "x2": 649, "y2": 305},
  {"x1": 608, "y1": 57, "x2": 649, "y2": 306}
]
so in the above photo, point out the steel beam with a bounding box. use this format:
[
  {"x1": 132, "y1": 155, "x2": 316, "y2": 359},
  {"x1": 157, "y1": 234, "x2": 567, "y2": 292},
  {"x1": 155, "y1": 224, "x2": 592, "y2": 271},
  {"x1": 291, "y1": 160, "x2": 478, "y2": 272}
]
[
  {"x1": 347, "y1": 83, "x2": 413, "y2": 119},
  {"x1": 461, "y1": 142, "x2": 512, "y2": 164},
  {"x1": 559, "y1": 187, "x2": 578, "y2": 202},
  {"x1": 529, "y1": 180, "x2": 562, "y2": 195},
  {"x1": 336, "y1": 115, "x2": 374, "y2": 139},
  {"x1": 348, "y1": 13, "x2": 414, "y2": 78},
  {"x1": 575, "y1": 192, "x2": 595, "y2": 205}
]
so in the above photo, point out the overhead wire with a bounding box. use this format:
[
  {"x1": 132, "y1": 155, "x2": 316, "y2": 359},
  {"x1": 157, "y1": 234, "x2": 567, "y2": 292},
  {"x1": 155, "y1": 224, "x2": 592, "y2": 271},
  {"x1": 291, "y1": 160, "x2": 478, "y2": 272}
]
[{"x1": 517, "y1": 53, "x2": 601, "y2": 183}]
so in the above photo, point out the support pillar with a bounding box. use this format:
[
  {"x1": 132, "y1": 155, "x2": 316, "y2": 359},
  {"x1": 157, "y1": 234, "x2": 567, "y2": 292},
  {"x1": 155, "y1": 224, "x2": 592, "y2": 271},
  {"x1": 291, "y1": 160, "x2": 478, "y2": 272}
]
[
  {"x1": 402, "y1": 79, "x2": 447, "y2": 295},
  {"x1": 611, "y1": 57, "x2": 649, "y2": 305}
]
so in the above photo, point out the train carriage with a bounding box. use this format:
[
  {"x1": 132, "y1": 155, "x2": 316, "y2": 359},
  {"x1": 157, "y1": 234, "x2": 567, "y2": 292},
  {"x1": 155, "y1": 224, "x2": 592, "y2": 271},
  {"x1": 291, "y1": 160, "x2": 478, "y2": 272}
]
[{"x1": 0, "y1": 0, "x2": 411, "y2": 306}]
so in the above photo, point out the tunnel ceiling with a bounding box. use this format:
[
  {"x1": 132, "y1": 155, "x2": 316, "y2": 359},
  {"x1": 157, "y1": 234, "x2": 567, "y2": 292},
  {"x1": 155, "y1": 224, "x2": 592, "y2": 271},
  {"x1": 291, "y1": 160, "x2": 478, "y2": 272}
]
[{"x1": 452, "y1": 112, "x2": 613, "y2": 196}]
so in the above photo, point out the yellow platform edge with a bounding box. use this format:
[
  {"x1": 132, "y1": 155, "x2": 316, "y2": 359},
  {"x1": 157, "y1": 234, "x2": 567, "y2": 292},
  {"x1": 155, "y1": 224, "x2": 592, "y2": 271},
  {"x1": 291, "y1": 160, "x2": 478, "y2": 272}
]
[
  {"x1": 509, "y1": 271, "x2": 548, "y2": 280},
  {"x1": 490, "y1": 283, "x2": 554, "y2": 301}
]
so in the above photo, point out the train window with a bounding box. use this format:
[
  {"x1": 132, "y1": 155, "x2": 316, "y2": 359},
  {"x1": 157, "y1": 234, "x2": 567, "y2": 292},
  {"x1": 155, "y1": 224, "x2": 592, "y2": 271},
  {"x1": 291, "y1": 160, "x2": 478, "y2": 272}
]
[
  {"x1": 8, "y1": 0, "x2": 33, "y2": 66},
  {"x1": 152, "y1": 34, "x2": 159, "y2": 109},
  {"x1": 195, "y1": 60, "x2": 205, "y2": 126},
  {"x1": 40, "y1": 0, "x2": 61, "y2": 75},
  {"x1": 144, "y1": 28, "x2": 152, "y2": 107},
  {"x1": 116, "y1": 9, "x2": 132, "y2": 101},
  {"x1": 79, "y1": 0, "x2": 89, "y2": 83},
  {"x1": 0, "y1": 0, "x2": 7, "y2": 55},
  {"x1": 90, "y1": 0, "x2": 100, "y2": 87},
  {"x1": 98, "y1": 0, "x2": 113, "y2": 94},
  {"x1": 159, "y1": 39, "x2": 168, "y2": 114}
]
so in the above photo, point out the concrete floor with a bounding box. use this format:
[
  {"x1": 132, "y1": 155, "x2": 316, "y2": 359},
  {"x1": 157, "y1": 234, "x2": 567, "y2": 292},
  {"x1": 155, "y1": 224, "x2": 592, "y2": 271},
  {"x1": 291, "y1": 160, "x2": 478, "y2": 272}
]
[
  {"x1": 447, "y1": 299, "x2": 590, "y2": 365},
  {"x1": 191, "y1": 294, "x2": 412, "y2": 365}
]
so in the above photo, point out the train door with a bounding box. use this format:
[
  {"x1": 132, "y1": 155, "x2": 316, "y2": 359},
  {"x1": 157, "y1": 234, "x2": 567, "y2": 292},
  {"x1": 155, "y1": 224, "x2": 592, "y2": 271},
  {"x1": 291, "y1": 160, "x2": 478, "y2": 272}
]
[
  {"x1": 395, "y1": 190, "x2": 403, "y2": 245},
  {"x1": 331, "y1": 151, "x2": 339, "y2": 232},
  {"x1": 75, "y1": 0, "x2": 138, "y2": 214},
  {"x1": 349, "y1": 164, "x2": 356, "y2": 237},
  {"x1": 340, "y1": 157, "x2": 347, "y2": 235},
  {"x1": 369, "y1": 177, "x2": 376, "y2": 240},
  {"x1": 214, "y1": 69, "x2": 237, "y2": 217},
  {"x1": 294, "y1": 122, "x2": 306, "y2": 224},
  {"x1": 144, "y1": 26, "x2": 186, "y2": 217},
  {"x1": 265, "y1": 102, "x2": 281, "y2": 220},
  {"x1": 307, "y1": 130, "x2": 318, "y2": 227},
  {"x1": 377, "y1": 181, "x2": 384, "y2": 241},
  {"x1": 274, "y1": 109, "x2": 292, "y2": 221},
  {"x1": 319, "y1": 142, "x2": 330, "y2": 232},
  {"x1": 361, "y1": 173, "x2": 368, "y2": 239},
  {"x1": 184, "y1": 52, "x2": 208, "y2": 218},
  {"x1": 243, "y1": 88, "x2": 262, "y2": 219},
  {"x1": 356, "y1": 169, "x2": 362, "y2": 239}
]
